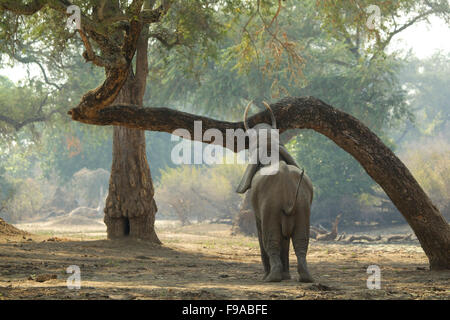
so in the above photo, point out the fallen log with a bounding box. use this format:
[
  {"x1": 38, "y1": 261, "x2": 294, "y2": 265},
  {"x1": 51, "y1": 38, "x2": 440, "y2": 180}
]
[
  {"x1": 316, "y1": 214, "x2": 342, "y2": 241},
  {"x1": 387, "y1": 234, "x2": 414, "y2": 243},
  {"x1": 345, "y1": 235, "x2": 382, "y2": 243}
]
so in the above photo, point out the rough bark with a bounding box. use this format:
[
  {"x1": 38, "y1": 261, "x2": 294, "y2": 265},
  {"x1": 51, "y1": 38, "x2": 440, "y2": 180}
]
[
  {"x1": 103, "y1": 73, "x2": 160, "y2": 243},
  {"x1": 71, "y1": 96, "x2": 449, "y2": 269}
]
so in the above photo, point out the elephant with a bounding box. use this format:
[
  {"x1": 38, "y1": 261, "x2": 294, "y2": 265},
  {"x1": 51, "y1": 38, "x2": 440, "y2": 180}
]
[{"x1": 236, "y1": 101, "x2": 314, "y2": 283}]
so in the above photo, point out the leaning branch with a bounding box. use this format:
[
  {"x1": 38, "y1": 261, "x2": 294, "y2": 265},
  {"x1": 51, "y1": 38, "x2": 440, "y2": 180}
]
[{"x1": 68, "y1": 96, "x2": 450, "y2": 269}]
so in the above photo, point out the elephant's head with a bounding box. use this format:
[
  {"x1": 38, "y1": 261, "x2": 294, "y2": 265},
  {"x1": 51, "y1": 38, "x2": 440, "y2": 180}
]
[{"x1": 236, "y1": 101, "x2": 300, "y2": 194}]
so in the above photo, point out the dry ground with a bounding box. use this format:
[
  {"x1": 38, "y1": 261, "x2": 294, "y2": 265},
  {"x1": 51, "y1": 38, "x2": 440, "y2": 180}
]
[{"x1": 0, "y1": 220, "x2": 449, "y2": 300}]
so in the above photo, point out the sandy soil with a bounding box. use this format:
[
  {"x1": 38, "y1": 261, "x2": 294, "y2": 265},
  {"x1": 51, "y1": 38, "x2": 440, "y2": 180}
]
[{"x1": 0, "y1": 220, "x2": 448, "y2": 300}]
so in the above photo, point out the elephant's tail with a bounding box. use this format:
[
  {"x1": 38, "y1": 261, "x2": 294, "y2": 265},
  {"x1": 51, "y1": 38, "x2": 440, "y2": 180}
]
[
  {"x1": 281, "y1": 169, "x2": 305, "y2": 238},
  {"x1": 282, "y1": 169, "x2": 305, "y2": 217}
]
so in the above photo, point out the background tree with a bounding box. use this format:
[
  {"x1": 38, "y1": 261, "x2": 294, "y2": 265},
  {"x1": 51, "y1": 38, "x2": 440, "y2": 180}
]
[{"x1": 395, "y1": 52, "x2": 450, "y2": 143}]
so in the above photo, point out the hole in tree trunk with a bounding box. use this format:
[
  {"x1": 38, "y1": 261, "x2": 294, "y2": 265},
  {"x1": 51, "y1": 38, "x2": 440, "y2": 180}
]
[{"x1": 124, "y1": 218, "x2": 130, "y2": 236}]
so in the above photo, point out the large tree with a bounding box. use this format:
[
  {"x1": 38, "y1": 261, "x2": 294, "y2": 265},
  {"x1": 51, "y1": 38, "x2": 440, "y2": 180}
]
[{"x1": 1, "y1": 0, "x2": 449, "y2": 269}]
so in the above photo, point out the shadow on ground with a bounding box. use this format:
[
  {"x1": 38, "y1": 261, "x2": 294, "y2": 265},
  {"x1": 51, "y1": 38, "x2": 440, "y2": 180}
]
[{"x1": 0, "y1": 224, "x2": 449, "y2": 300}]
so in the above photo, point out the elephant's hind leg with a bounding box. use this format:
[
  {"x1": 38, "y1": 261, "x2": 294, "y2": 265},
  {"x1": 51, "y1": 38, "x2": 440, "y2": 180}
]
[
  {"x1": 292, "y1": 223, "x2": 314, "y2": 283},
  {"x1": 281, "y1": 238, "x2": 291, "y2": 280},
  {"x1": 256, "y1": 218, "x2": 270, "y2": 280},
  {"x1": 265, "y1": 251, "x2": 283, "y2": 282},
  {"x1": 263, "y1": 230, "x2": 283, "y2": 282}
]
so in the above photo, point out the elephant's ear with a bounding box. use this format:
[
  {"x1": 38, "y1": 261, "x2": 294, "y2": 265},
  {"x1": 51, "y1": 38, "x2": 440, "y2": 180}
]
[
  {"x1": 279, "y1": 145, "x2": 300, "y2": 168},
  {"x1": 236, "y1": 163, "x2": 259, "y2": 194}
]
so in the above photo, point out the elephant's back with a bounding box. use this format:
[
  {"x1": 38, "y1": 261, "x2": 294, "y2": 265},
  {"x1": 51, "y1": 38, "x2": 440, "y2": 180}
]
[{"x1": 250, "y1": 161, "x2": 300, "y2": 205}]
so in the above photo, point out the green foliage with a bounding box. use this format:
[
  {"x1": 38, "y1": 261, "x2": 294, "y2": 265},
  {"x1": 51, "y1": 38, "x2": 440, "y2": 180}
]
[
  {"x1": 37, "y1": 122, "x2": 113, "y2": 182},
  {"x1": 145, "y1": 1, "x2": 312, "y2": 117},
  {"x1": 0, "y1": 75, "x2": 49, "y2": 137},
  {"x1": 2, "y1": 177, "x2": 45, "y2": 222},
  {"x1": 286, "y1": 131, "x2": 375, "y2": 223},
  {"x1": 298, "y1": 56, "x2": 409, "y2": 133},
  {"x1": 0, "y1": 165, "x2": 14, "y2": 211},
  {"x1": 315, "y1": 0, "x2": 450, "y2": 52}
]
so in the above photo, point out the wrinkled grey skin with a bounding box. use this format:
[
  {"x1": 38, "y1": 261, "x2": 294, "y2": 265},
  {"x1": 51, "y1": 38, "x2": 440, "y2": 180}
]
[
  {"x1": 236, "y1": 101, "x2": 314, "y2": 282},
  {"x1": 249, "y1": 159, "x2": 314, "y2": 282}
]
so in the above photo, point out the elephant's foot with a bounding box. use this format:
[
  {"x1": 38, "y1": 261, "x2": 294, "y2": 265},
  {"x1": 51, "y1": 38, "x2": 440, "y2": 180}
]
[
  {"x1": 264, "y1": 268, "x2": 283, "y2": 282},
  {"x1": 297, "y1": 258, "x2": 313, "y2": 283},
  {"x1": 262, "y1": 273, "x2": 269, "y2": 281},
  {"x1": 282, "y1": 272, "x2": 291, "y2": 280},
  {"x1": 298, "y1": 273, "x2": 314, "y2": 283}
]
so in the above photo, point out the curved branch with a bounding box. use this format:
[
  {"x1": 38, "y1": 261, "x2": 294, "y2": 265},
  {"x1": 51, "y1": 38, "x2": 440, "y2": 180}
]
[
  {"x1": 0, "y1": 94, "x2": 57, "y2": 131},
  {"x1": 0, "y1": 109, "x2": 57, "y2": 131},
  {"x1": 69, "y1": 96, "x2": 450, "y2": 269},
  {"x1": 78, "y1": 30, "x2": 107, "y2": 67},
  {"x1": 10, "y1": 52, "x2": 62, "y2": 90}
]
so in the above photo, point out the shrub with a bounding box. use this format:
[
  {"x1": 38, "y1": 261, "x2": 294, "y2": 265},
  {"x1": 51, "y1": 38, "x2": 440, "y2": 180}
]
[
  {"x1": 71, "y1": 168, "x2": 109, "y2": 208},
  {"x1": 155, "y1": 161, "x2": 245, "y2": 225},
  {"x1": 401, "y1": 137, "x2": 450, "y2": 221},
  {"x1": 3, "y1": 178, "x2": 44, "y2": 222}
]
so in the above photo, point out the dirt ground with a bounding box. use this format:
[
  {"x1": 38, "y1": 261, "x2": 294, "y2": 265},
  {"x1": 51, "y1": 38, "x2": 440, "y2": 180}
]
[{"x1": 0, "y1": 220, "x2": 448, "y2": 300}]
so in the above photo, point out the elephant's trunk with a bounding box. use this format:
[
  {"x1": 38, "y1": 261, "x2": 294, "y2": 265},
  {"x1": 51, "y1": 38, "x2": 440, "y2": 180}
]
[
  {"x1": 262, "y1": 101, "x2": 277, "y2": 129},
  {"x1": 243, "y1": 100, "x2": 277, "y2": 130},
  {"x1": 243, "y1": 100, "x2": 253, "y2": 131}
]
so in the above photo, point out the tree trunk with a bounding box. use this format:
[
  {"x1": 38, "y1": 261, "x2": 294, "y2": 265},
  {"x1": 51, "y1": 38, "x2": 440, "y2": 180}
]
[{"x1": 103, "y1": 74, "x2": 160, "y2": 243}]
